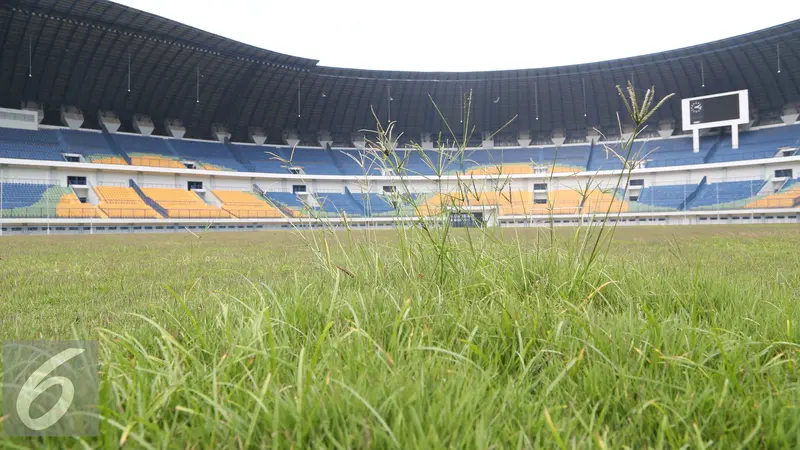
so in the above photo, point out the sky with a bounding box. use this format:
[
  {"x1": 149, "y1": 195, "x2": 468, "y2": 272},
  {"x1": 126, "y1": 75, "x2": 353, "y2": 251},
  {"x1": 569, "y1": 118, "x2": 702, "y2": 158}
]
[{"x1": 114, "y1": 0, "x2": 799, "y2": 72}]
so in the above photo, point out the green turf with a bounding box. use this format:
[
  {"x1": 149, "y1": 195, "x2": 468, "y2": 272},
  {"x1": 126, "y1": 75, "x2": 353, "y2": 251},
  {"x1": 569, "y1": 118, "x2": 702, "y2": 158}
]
[{"x1": 1, "y1": 225, "x2": 800, "y2": 448}]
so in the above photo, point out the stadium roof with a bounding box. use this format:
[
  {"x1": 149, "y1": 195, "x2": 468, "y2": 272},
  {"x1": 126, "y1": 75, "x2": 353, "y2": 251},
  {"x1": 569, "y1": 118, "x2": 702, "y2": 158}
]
[{"x1": 1, "y1": 0, "x2": 799, "y2": 143}]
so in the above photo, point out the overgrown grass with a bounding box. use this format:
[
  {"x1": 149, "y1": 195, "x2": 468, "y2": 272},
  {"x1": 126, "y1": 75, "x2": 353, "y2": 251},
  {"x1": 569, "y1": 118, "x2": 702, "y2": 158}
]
[
  {"x1": 1, "y1": 226, "x2": 800, "y2": 448},
  {"x1": 3, "y1": 83, "x2": 800, "y2": 448}
]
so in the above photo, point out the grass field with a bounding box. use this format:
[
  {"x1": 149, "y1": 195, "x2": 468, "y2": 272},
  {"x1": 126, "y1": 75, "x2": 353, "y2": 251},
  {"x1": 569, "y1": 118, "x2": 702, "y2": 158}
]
[{"x1": 2, "y1": 224, "x2": 800, "y2": 448}]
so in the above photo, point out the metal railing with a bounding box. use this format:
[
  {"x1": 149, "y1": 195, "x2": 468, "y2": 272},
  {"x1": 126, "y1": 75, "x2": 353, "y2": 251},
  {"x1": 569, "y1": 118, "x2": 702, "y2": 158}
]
[
  {"x1": 0, "y1": 207, "x2": 104, "y2": 219},
  {"x1": 707, "y1": 150, "x2": 777, "y2": 163},
  {"x1": 128, "y1": 156, "x2": 186, "y2": 168}
]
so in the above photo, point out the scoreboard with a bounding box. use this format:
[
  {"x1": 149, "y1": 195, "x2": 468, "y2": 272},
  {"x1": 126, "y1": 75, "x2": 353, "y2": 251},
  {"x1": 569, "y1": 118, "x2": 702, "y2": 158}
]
[
  {"x1": 687, "y1": 93, "x2": 741, "y2": 125},
  {"x1": 682, "y1": 90, "x2": 749, "y2": 131},
  {"x1": 681, "y1": 90, "x2": 749, "y2": 152}
]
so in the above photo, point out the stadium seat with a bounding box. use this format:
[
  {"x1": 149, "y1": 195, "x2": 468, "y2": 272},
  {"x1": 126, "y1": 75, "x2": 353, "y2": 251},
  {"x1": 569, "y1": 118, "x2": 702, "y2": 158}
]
[
  {"x1": 687, "y1": 180, "x2": 766, "y2": 210},
  {"x1": 141, "y1": 188, "x2": 231, "y2": 218},
  {"x1": 56, "y1": 190, "x2": 104, "y2": 218},
  {"x1": 170, "y1": 140, "x2": 246, "y2": 171},
  {"x1": 212, "y1": 190, "x2": 283, "y2": 218},
  {"x1": 229, "y1": 145, "x2": 290, "y2": 173},
  {"x1": 581, "y1": 189, "x2": 628, "y2": 214},
  {"x1": 0, "y1": 128, "x2": 65, "y2": 162},
  {"x1": 745, "y1": 178, "x2": 800, "y2": 208},
  {"x1": 95, "y1": 186, "x2": 161, "y2": 218},
  {"x1": 314, "y1": 192, "x2": 365, "y2": 216},
  {"x1": 112, "y1": 134, "x2": 185, "y2": 168},
  {"x1": 0, "y1": 183, "x2": 95, "y2": 218},
  {"x1": 60, "y1": 129, "x2": 127, "y2": 165},
  {"x1": 631, "y1": 183, "x2": 697, "y2": 211},
  {"x1": 708, "y1": 125, "x2": 800, "y2": 163},
  {"x1": 263, "y1": 192, "x2": 308, "y2": 217}
]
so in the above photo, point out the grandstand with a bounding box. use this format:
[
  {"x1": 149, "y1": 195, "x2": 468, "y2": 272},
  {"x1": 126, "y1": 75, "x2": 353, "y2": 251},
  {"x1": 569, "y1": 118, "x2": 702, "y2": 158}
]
[{"x1": 0, "y1": 0, "x2": 798, "y2": 234}]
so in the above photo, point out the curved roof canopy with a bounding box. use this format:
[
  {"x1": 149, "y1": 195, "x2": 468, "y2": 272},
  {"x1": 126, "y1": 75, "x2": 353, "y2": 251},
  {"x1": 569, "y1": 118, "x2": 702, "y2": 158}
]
[{"x1": 1, "y1": 0, "x2": 799, "y2": 143}]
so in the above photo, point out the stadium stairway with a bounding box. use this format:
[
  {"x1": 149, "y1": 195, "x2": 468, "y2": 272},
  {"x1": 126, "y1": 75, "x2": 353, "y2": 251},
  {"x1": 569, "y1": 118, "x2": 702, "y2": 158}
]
[
  {"x1": 224, "y1": 140, "x2": 257, "y2": 172},
  {"x1": 113, "y1": 134, "x2": 184, "y2": 168},
  {"x1": 59, "y1": 129, "x2": 130, "y2": 165},
  {"x1": 630, "y1": 183, "x2": 697, "y2": 212},
  {"x1": 167, "y1": 138, "x2": 246, "y2": 171},
  {"x1": 585, "y1": 142, "x2": 598, "y2": 172},
  {"x1": 128, "y1": 180, "x2": 168, "y2": 217},
  {"x1": 745, "y1": 178, "x2": 800, "y2": 208},
  {"x1": 261, "y1": 190, "x2": 307, "y2": 217},
  {"x1": 328, "y1": 145, "x2": 353, "y2": 176},
  {"x1": 95, "y1": 185, "x2": 160, "y2": 218},
  {"x1": 685, "y1": 178, "x2": 766, "y2": 210},
  {"x1": 101, "y1": 131, "x2": 133, "y2": 164},
  {"x1": 678, "y1": 177, "x2": 707, "y2": 211},
  {"x1": 140, "y1": 187, "x2": 231, "y2": 219},
  {"x1": 314, "y1": 190, "x2": 365, "y2": 216},
  {"x1": 212, "y1": 189, "x2": 283, "y2": 218},
  {"x1": 702, "y1": 135, "x2": 723, "y2": 163}
]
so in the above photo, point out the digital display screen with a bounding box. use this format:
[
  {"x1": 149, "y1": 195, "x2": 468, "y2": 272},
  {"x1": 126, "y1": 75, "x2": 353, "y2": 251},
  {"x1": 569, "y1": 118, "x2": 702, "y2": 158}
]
[{"x1": 688, "y1": 94, "x2": 740, "y2": 124}]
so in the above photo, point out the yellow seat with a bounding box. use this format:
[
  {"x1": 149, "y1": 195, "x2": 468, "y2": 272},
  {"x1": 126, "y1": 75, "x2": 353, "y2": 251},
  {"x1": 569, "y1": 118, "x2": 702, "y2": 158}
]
[
  {"x1": 213, "y1": 190, "x2": 284, "y2": 218},
  {"x1": 581, "y1": 189, "x2": 629, "y2": 214},
  {"x1": 745, "y1": 183, "x2": 800, "y2": 209},
  {"x1": 142, "y1": 188, "x2": 231, "y2": 218},
  {"x1": 129, "y1": 154, "x2": 185, "y2": 169},
  {"x1": 95, "y1": 186, "x2": 160, "y2": 218},
  {"x1": 465, "y1": 164, "x2": 535, "y2": 175},
  {"x1": 56, "y1": 193, "x2": 105, "y2": 218},
  {"x1": 87, "y1": 156, "x2": 128, "y2": 165}
]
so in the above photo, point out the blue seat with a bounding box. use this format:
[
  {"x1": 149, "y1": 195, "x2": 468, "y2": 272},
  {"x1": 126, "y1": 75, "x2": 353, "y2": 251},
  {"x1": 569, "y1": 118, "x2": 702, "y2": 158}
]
[
  {"x1": 264, "y1": 192, "x2": 305, "y2": 208},
  {"x1": 0, "y1": 182, "x2": 69, "y2": 217},
  {"x1": 331, "y1": 149, "x2": 382, "y2": 176},
  {"x1": 170, "y1": 139, "x2": 245, "y2": 171},
  {"x1": 112, "y1": 133, "x2": 176, "y2": 157},
  {"x1": 59, "y1": 129, "x2": 123, "y2": 162},
  {"x1": 233, "y1": 145, "x2": 290, "y2": 173},
  {"x1": 707, "y1": 125, "x2": 800, "y2": 163},
  {"x1": 282, "y1": 147, "x2": 340, "y2": 175},
  {"x1": 315, "y1": 192, "x2": 365, "y2": 216},
  {"x1": 0, "y1": 128, "x2": 64, "y2": 162},
  {"x1": 634, "y1": 184, "x2": 696, "y2": 210},
  {"x1": 688, "y1": 180, "x2": 766, "y2": 209}
]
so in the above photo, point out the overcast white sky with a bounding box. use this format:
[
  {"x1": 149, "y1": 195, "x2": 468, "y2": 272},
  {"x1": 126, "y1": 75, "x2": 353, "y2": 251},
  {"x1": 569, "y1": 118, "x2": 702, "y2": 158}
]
[{"x1": 114, "y1": 0, "x2": 798, "y2": 72}]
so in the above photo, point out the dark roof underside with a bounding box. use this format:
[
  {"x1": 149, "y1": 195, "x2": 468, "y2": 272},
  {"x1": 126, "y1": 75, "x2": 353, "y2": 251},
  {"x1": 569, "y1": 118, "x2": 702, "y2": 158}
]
[{"x1": 1, "y1": 0, "x2": 799, "y2": 143}]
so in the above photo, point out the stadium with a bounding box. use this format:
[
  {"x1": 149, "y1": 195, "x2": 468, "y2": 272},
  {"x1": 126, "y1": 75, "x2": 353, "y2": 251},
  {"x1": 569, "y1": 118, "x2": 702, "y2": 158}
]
[
  {"x1": 1, "y1": 0, "x2": 800, "y2": 448},
  {"x1": 0, "y1": 1, "x2": 798, "y2": 233}
]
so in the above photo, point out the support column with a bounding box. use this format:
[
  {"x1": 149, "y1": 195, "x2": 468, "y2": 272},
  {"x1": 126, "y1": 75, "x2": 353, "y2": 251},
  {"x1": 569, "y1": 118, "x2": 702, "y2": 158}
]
[
  {"x1": 165, "y1": 118, "x2": 186, "y2": 138},
  {"x1": 731, "y1": 125, "x2": 739, "y2": 150},
  {"x1": 211, "y1": 123, "x2": 230, "y2": 143},
  {"x1": 249, "y1": 127, "x2": 267, "y2": 145},
  {"x1": 585, "y1": 127, "x2": 601, "y2": 144},
  {"x1": 60, "y1": 106, "x2": 84, "y2": 129},
  {"x1": 283, "y1": 130, "x2": 300, "y2": 147},
  {"x1": 620, "y1": 123, "x2": 635, "y2": 142},
  {"x1": 550, "y1": 129, "x2": 566, "y2": 147},
  {"x1": 133, "y1": 114, "x2": 154, "y2": 136},
  {"x1": 420, "y1": 132, "x2": 433, "y2": 150},
  {"x1": 516, "y1": 130, "x2": 531, "y2": 147},
  {"x1": 781, "y1": 104, "x2": 799, "y2": 125},
  {"x1": 692, "y1": 129, "x2": 700, "y2": 153},
  {"x1": 98, "y1": 110, "x2": 121, "y2": 133},
  {"x1": 480, "y1": 131, "x2": 494, "y2": 148},
  {"x1": 318, "y1": 130, "x2": 333, "y2": 148},
  {"x1": 351, "y1": 132, "x2": 366, "y2": 149},
  {"x1": 657, "y1": 119, "x2": 675, "y2": 138}
]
